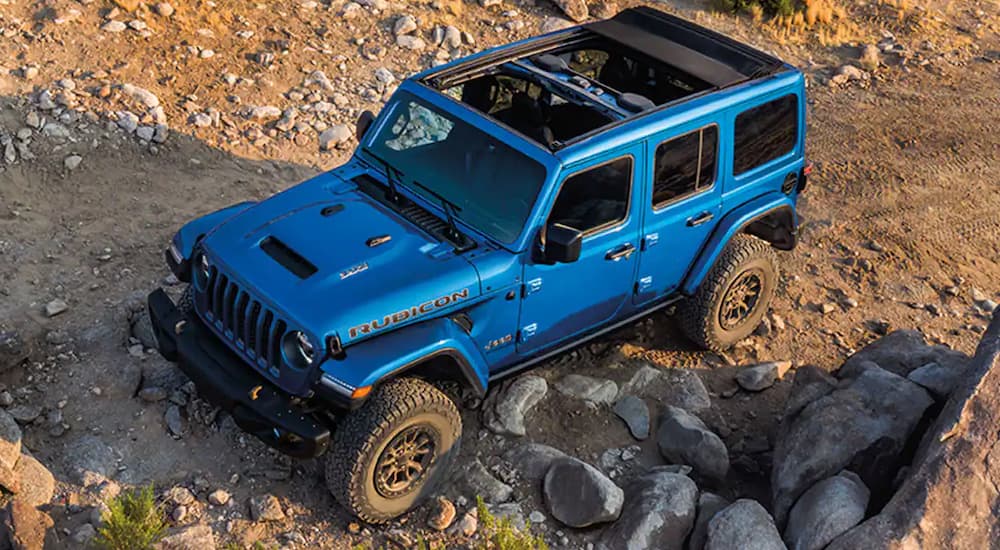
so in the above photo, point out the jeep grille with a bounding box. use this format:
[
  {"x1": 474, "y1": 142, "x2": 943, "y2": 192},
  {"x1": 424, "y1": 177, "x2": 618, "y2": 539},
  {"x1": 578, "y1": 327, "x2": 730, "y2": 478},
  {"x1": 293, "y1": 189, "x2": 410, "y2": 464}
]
[{"x1": 200, "y1": 266, "x2": 288, "y2": 374}]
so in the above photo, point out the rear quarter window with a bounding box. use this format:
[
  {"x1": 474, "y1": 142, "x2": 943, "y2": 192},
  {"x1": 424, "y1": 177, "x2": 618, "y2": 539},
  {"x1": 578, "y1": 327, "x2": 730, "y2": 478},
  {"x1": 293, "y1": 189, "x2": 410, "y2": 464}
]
[{"x1": 733, "y1": 94, "x2": 799, "y2": 175}]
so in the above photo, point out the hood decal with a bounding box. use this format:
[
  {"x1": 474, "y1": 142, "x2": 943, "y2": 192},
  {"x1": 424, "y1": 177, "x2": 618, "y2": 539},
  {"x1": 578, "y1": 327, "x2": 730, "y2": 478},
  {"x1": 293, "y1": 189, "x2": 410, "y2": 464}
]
[{"x1": 349, "y1": 288, "x2": 470, "y2": 339}]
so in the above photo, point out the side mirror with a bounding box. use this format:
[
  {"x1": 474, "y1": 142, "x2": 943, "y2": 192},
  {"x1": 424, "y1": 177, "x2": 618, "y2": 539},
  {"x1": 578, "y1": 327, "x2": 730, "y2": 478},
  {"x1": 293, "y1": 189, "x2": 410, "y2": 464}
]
[
  {"x1": 356, "y1": 111, "x2": 376, "y2": 141},
  {"x1": 543, "y1": 223, "x2": 582, "y2": 264}
]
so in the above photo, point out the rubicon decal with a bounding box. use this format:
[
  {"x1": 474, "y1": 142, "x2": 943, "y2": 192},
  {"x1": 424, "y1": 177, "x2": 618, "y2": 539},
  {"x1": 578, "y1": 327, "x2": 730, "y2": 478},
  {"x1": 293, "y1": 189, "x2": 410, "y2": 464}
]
[{"x1": 348, "y1": 289, "x2": 470, "y2": 339}]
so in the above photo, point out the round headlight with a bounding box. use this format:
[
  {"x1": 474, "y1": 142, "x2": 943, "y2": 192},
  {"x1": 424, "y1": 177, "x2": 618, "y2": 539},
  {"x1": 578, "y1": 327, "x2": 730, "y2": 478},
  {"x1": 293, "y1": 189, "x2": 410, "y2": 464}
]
[
  {"x1": 193, "y1": 253, "x2": 211, "y2": 289},
  {"x1": 283, "y1": 330, "x2": 315, "y2": 367}
]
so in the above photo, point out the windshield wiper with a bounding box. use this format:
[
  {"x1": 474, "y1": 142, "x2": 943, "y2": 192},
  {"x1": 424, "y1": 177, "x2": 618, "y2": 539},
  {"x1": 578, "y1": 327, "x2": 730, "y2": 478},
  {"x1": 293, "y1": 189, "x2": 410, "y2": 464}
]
[
  {"x1": 361, "y1": 148, "x2": 402, "y2": 203},
  {"x1": 408, "y1": 179, "x2": 465, "y2": 243}
]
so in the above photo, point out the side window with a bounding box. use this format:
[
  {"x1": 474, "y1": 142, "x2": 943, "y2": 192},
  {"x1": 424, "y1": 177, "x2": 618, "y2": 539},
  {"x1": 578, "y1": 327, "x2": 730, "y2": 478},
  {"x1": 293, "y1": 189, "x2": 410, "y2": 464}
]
[
  {"x1": 652, "y1": 125, "x2": 718, "y2": 207},
  {"x1": 384, "y1": 102, "x2": 455, "y2": 151},
  {"x1": 733, "y1": 94, "x2": 799, "y2": 175},
  {"x1": 549, "y1": 157, "x2": 632, "y2": 235}
]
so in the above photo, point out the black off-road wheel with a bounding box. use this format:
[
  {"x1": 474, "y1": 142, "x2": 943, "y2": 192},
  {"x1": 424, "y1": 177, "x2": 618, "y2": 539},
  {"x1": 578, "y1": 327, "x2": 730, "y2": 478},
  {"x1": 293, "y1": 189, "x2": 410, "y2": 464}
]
[
  {"x1": 326, "y1": 378, "x2": 462, "y2": 523},
  {"x1": 678, "y1": 234, "x2": 779, "y2": 352}
]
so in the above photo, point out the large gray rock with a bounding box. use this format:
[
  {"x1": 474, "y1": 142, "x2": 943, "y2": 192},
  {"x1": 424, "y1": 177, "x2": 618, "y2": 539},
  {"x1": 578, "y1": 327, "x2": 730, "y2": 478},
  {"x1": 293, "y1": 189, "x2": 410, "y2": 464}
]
[
  {"x1": 483, "y1": 375, "x2": 547, "y2": 437},
  {"x1": 840, "y1": 329, "x2": 969, "y2": 378},
  {"x1": 543, "y1": 457, "x2": 623, "y2": 528},
  {"x1": 689, "y1": 492, "x2": 730, "y2": 550},
  {"x1": 62, "y1": 435, "x2": 117, "y2": 486},
  {"x1": 598, "y1": 471, "x2": 697, "y2": 550},
  {"x1": 555, "y1": 374, "x2": 618, "y2": 405},
  {"x1": 0, "y1": 409, "x2": 22, "y2": 471},
  {"x1": 827, "y1": 312, "x2": 1000, "y2": 549},
  {"x1": 620, "y1": 363, "x2": 711, "y2": 413},
  {"x1": 706, "y1": 499, "x2": 785, "y2": 550},
  {"x1": 771, "y1": 361, "x2": 933, "y2": 525},
  {"x1": 460, "y1": 459, "x2": 513, "y2": 503},
  {"x1": 502, "y1": 443, "x2": 568, "y2": 485},
  {"x1": 656, "y1": 406, "x2": 729, "y2": 482},
  {"x1": 907, "y1": 361, "x2": 967, "y2": 400},
  {"x1": 784, "y1": 471, "x2": 869, "y2": 550}
]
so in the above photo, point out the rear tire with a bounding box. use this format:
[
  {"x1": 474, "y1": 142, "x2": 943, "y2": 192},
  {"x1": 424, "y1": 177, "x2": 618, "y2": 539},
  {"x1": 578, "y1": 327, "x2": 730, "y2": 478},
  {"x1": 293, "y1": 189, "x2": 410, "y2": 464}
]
[
  {"x1": 678, "y1": 234, "x2": 778, "y2": 352},
  {"x1": 326, "y1": 378, "x2": 462, "y2": 523}
]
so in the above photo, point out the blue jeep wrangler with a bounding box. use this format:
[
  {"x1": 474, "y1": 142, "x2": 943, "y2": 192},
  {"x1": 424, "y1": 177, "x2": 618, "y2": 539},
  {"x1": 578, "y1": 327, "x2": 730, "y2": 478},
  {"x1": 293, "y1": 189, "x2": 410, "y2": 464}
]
[{"x1": 148, "y1": 7, "x2": 807, "y2": 522}]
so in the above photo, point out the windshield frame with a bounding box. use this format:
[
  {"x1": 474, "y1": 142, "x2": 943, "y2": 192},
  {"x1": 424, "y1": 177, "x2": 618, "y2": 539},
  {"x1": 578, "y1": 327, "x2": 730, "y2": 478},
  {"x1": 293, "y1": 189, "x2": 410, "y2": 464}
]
[{"x1": 358, "y1": 81, "x2": 559, "y2": 252}]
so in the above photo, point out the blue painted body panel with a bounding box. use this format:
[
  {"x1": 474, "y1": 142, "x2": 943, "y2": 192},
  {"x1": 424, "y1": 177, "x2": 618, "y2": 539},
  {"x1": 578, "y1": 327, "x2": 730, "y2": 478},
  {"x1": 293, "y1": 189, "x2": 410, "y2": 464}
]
[{"x1": 167, "y1": 25, "x2": 806, "y2": 401}]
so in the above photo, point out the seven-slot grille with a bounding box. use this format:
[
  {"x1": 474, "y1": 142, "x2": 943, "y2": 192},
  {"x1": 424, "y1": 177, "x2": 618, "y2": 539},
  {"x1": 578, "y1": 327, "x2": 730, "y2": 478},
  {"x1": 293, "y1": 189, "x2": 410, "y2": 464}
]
[{"x1": 200, "y1": 266, "x2": 289, "y2": 373}]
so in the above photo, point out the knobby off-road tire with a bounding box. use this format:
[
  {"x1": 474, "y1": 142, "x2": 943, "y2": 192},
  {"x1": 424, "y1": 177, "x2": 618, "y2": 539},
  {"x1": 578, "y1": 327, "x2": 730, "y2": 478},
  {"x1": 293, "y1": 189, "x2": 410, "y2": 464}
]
[
  {"x1": 678, "y1": 234, "x2": 779, "y2": 353},
  {"x1": 326, "y1": 377, "x2": 462, "y2": 523}
]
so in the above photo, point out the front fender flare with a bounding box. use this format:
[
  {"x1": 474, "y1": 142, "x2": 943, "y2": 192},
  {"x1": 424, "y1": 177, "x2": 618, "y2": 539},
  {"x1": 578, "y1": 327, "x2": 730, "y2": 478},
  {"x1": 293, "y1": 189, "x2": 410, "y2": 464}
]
[
  {"x1": 173, "y1": 201, "x2": 257, "y2": 260},
  {"x1": 681, "y1": 193, "x2": 796, "y2": 295},
  {"x1": 319, "y1": 316, "x2": 489, "y2": 398}
]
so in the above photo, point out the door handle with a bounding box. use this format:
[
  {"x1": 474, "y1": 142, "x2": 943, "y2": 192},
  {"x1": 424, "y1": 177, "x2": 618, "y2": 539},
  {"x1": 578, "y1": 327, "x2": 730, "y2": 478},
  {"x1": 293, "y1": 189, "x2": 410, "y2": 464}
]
[
  {"x1": 686, "y1": 211, "x2": 714, "y2": 227},
  {"x1": 605, "y1": 243, "x2": 636, "y2": 262}
]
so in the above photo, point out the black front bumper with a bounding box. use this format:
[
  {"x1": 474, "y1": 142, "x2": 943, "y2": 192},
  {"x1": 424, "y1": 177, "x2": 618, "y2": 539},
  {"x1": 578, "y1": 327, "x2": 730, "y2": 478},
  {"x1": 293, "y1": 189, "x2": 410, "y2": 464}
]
[{"x1": 147, "y1": 289, "x2": 330, "y2": 458}]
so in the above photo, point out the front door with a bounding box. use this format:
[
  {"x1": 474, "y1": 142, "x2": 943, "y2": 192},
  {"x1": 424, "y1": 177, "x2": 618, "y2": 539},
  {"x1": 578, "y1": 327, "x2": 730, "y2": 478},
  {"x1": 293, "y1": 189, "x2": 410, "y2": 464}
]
[
  {"x1": 517, "y1": 148, "x2": 641, "y2": 354},
  {"x1": 634, "y1": 123, "x2": 722, "y2": 304}
]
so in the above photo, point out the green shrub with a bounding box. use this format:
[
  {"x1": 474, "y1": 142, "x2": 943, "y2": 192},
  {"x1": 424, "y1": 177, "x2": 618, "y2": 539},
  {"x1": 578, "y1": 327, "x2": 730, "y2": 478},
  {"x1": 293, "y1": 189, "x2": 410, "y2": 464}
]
[
  {"x1": 476, "y1": 497, "x2": 548, "y2": 550},
  {"x1": 713, "y1": 0, "x2": 802, "y2": 17},
  {"x1": 93, "y1": 485, "x2": 167, "y2": 550}
]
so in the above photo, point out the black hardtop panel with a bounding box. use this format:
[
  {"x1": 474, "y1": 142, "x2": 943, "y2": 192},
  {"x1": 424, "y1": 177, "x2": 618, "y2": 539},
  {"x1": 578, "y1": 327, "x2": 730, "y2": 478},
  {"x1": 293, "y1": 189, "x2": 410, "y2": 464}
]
[{"x1": 585, "y1": 7, "x2": 784, "y2": 88}]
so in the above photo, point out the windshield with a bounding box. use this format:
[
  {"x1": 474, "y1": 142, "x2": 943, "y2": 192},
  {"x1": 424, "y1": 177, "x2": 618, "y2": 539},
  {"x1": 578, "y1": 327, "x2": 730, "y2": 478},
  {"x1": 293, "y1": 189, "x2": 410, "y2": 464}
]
[{"x1": 365, "y1": 91, "x2": 547, "y2": 244}]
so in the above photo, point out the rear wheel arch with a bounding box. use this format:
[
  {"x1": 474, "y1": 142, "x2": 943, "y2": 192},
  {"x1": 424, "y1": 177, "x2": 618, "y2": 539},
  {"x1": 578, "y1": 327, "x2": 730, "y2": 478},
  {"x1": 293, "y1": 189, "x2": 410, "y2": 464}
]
[{"x1": 742, "y1": 205, "x2": 797, "y2": 250}]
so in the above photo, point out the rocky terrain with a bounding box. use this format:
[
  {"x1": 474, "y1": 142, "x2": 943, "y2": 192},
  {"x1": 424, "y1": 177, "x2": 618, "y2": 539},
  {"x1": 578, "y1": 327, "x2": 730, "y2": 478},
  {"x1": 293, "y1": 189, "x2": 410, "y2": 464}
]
[{"x1": 0, "y1": 0, "x2": 998, "y2": 548}]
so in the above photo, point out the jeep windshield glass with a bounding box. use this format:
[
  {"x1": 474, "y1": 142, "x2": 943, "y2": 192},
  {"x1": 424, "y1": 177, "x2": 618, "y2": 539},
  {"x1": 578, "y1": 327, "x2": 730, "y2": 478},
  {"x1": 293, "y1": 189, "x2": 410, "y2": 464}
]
[{"x1": 364, "y1": 92, "x2": 547, "y2": 245}]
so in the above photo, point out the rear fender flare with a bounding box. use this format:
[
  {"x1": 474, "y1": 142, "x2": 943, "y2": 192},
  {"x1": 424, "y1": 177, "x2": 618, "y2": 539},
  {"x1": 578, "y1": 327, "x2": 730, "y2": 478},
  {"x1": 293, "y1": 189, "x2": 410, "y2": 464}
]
[
  {"x1": 320, "y1": 316, "x2": 489, "y2": 397},
  {"x1": 681, "y1": 194, "x2": 796, "y2": 295}
]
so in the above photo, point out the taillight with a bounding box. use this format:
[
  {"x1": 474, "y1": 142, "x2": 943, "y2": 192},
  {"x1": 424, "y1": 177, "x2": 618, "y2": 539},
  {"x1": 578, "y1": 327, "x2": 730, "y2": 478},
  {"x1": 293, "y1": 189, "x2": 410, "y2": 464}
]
[{"x1": 798, "y1": 162, "x2": 813, "y2": 192}]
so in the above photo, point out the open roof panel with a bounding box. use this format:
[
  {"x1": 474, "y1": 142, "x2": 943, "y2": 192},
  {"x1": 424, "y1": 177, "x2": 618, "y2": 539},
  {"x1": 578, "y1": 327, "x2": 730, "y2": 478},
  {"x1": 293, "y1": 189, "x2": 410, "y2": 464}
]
[{"x1": 421, "y1": 7, "x2": 787, "y2": 151}]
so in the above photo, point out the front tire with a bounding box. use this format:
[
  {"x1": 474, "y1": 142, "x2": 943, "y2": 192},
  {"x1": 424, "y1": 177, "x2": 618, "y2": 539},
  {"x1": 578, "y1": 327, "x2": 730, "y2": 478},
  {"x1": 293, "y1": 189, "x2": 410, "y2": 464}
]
[
  {"x1": 326, "y1": 378, "x2": 462, "y2": 523},
  {"x1": 678, "y1": 234, "x2": 778, "y2": 352}
]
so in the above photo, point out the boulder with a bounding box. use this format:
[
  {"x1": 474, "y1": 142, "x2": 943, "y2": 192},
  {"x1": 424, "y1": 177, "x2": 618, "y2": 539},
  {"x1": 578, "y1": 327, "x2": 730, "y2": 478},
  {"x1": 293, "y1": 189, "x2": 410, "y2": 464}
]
[
  {"x1": 555, "y1": 374, "x2": 618, "y2": 405},
  {"x1": 13, "y1": 453, "x2": 55, "y2": 507},
  {"x1": 656, "y1": 406, "x2": 729, "y2": 482},
  {"x1": 736, "y1": 361, "x2": 792, "y2": 392},
  {"x1": 598, "y1": 471, "x2": 697, "y2": 550},
  {"x1": 248, "y1": 494, "x2": 284, "y2": 522},
  {"x1": 784, "y1": 471, "x2": 869, "y2": 550},
  {"x1": 780, "y1": 366, "x2": 837, "y2": 420},
  {"x1": 706, "y1": 499, "x2": 785, "y2": 550},
  {"x1": 483, "y1": 375, "x2": 547, "y2": 437},
  {"x1": 544, "y1": 457, "x2": 622, "y2": 528},
  {"x1": 907, "y1": 361, "x2": 967, "y2": 400},
  {"x1": 0, "y1": 409, "x2": 22, "y2": 471},
  {"x1": 613, "y1": 395, "x2": 650, "y2": 440},
  {"x1": 2, "y1": 499, "x2": 54, "y2": 550},
  {"x1": 827, "y1": 312, "x2": 1000, "y2": 549},
  {"x1": 502, "y1": 443, "x2": 568, "y2": 485},
  {"x1": 689, "y1": 492, "x2": 730, "y2": 550},
  {"x1": 460, "y1": 459, "x2": 512, "y2": 503},
  {"x1": 551, "y1": 0, "x2": 588, "y2": 22},
  {"x1": 620, "y1": 364, "x2": 711, "y2": 413},
  {"x1": 771, "y1": 361, "x2": 933, "y2": 525},
  {"x1": 62, "y1": 435, "x2": 117, "y2": 486},
  {"x1": 840, "y1": 329, "x2": 969, "y2": 378}
]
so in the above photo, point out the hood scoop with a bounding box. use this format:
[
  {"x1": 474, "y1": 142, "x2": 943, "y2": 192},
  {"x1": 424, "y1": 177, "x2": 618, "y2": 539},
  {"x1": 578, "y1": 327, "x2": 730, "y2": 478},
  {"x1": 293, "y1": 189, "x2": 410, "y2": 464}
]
[{"x1": 260, "y1": 236, "x2": 318, "y2": 279}]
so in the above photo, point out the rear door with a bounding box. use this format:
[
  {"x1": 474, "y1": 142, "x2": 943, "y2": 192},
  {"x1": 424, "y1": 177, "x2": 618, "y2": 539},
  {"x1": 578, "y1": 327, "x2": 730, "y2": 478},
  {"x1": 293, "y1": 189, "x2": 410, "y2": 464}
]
[
  {"x1": 517, "y1": 145, "x2": 643, "y2": 354},
  {"x1": 633, "y1": 122, "x2": 722, "y2": 305}
]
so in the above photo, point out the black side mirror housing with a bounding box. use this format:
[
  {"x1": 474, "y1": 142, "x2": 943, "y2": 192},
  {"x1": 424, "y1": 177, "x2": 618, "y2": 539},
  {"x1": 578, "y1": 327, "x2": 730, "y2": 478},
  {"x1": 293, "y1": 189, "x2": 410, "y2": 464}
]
[
  {"x1": 543, "y1": 223, "x2": 582, "y2": 264},
  {"x1": 356, "y1": 111, "x2": 376, "y2": 141}
]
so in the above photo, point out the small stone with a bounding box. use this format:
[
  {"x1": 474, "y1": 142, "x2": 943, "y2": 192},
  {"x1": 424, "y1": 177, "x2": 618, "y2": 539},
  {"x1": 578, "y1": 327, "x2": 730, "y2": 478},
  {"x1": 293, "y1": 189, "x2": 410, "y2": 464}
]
[
  {"x1": 21, "y1": 66, "x2": 39, "y2": 80},
  {"x1": 247, "y1": 105, "x2": 282, "y2": 120},
  {"x1": 613, "y1": 395, "x2": 650, "y2": 440},
  {"x1": 136, "y1": 126, "x2": 155, "y2": 142},
  {"x1": 152, "y1": 124, "x2": 169, "y2": 143},
  {"x1": 394, "y1": 14, "x2": 418, "y2": 36},
  {"x1": 25, "y1": 112, "x2": 42, "y2": 129},
  {"x1": 165, "y1": 486, "x2": 196, "y2": 506},
  {"x1": 318, "y1": 124, "x2": 353, "y2": 151},
  {"x1": 200, "y1": 49, "x2": 215, "y2": 59},
  {"x1": 552, "y1": 0, "x2": 588, "y2": 22},
  {"x1": 819, "y1": 302, "x2": 837, "y2": 315},
  {"x1": 735, "y1": 361, "x2": 792, "y2": 392},
  {"x1": 454, "y1": 511, "x2": 478, "y2": 536},
  {"x1": 64, "y1": 155, "x2": 83, "y2": 171},
  {"x1": 171, "y1": 505, "x2": 187, "y2": 522},
  {"x1": 555, "y1": 374, "x2": 618, "y2": 405},
  {"x1": 656, "y1": 406, "x2": 729, "y2": 481},
  {"x1": 208, "y1": 489, "x2": 231, "y2": 506},
  {"x1": 45, "y1": 299, "x2": 69, "y2": 317},
  {"x1": 460, "y1": 459, "x2": 512, "y2": 503},
  {"x1": 116, "y1": 111, "x2": 139, "y2": 133},
  {"x1": 189, "y1": 113, "x2": 212, "y2": 127},
  {"x1": 544, "y1": 457, "x2": 623, "y2": 528},
  {"x1": 139, "y1": 387, "x2": 167, "y2": 403},
  {"x1": 102, "y1": 20, "x2": 127, "y2": 33},
  {"x1": 155, "y1": 2, "x2": 175, "y2": 16},
  {"x1": 529, "y1": 511, "x2": 546, "y2": 523},
  {"x1": 249, "y1": 494, "x2": 285, "y2": 522},
  {"x1": 128, "y1": 20, "x2": 147, "y2": 31},
  {"x1": 73, "y1": 523, "x2": 97, "y2": 544},
  {"x1": 396, "y1": 35, "x2": 426, "y2": 51},
  {"x1": 164, "y1": 405, "x2": 184, "y2": 436},
  {"x1": 427, "y1": 496, "x2": 456, "y2": 531}
]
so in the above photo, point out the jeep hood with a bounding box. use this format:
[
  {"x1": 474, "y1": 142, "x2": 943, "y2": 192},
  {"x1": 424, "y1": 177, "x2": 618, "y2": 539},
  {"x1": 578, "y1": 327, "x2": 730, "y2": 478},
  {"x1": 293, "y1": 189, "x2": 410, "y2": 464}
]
[{"x1": 200, "y1": 171, "x2": 482, "y2": 350}]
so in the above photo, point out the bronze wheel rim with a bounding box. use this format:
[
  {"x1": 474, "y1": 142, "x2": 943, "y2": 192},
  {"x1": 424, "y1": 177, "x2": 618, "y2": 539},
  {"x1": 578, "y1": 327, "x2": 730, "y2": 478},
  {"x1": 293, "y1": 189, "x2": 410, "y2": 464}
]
[
  {"x1": 374, "y1": 425, "x2": 438, "y2": 499},
  {"x1": 719, "y1": 269, "x2": 764, "y2": 330}
]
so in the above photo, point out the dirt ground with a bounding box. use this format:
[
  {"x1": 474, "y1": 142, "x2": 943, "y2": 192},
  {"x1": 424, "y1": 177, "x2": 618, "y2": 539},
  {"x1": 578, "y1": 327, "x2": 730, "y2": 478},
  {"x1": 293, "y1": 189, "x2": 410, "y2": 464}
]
[{"x1": 0, "y1": 0, "x2": 998, "y2": 547}]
